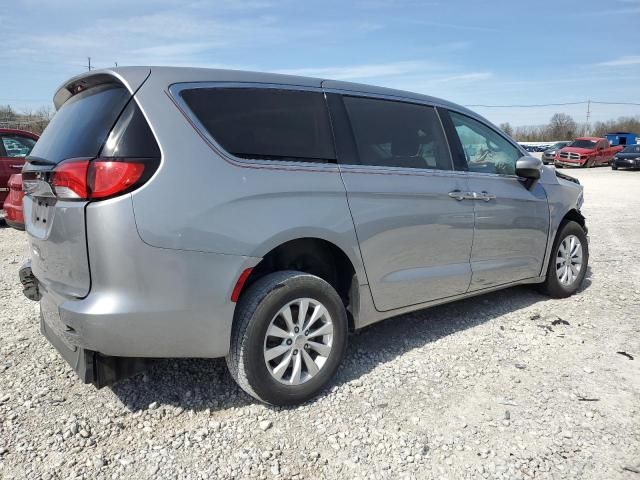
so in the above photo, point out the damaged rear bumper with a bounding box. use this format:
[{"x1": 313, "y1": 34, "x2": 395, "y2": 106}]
[
  {"x1": 39, "y1": 310, "x2": 148, "y2": 388},
  {"x1": 19, "y1": 260, "x2": 148, "y2": 388}
]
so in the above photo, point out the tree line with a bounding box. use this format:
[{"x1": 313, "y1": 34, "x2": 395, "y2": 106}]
[
  {"x1": 2, "y1": 103, "x2": 639, "y2": 142},
  {"x1": 0, "y1": 105, "x2": 53, "y2": 134},
  {"x1": 500, "y1": 113, "x2": 640, "y2": 142}
]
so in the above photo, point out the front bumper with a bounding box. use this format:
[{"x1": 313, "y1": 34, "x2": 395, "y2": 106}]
[
  {"x1": 613, "y1": 158, "x2": 640, "y2": 169},
  {"x1": 555, "y1": 160, "x2": 584, "y2": 167}
]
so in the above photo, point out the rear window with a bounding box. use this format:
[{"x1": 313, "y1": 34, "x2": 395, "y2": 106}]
[
  {"x1": 180, "y1": 88, "x2": 336, "y2": 163},
  {"x1": 30, "y1": 84, "x2": 130, "y2": 164},
  {"x1": 569, "y1": 139, "x2": 596, "y2": 149}
]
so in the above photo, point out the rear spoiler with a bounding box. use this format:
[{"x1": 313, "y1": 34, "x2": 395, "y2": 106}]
[{"x1": 53, "y1": 67, "x2": 151, "y2": 110}]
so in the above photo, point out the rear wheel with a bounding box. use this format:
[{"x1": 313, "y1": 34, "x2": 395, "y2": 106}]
[
  {"x1": 226, "y1": 271, "x2": 348, "y2": 405},
  {"x1": 539, "y1": 221, "x2": 589, "y2": 298}
]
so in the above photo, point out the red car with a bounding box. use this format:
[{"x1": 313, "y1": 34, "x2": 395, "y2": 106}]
[
  {"x1": 4, "y1": 174, "x2": 25, "y2": 229},
  {"x1": 1, "y1": 129, "x2": 39, "y2": 229},
  {"x1": 555, "y1": 137, "x2": 623, "y2": 168}
]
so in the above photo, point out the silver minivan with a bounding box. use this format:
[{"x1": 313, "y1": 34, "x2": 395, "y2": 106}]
[{"x1": 20, "y1": 67, "x2": 588, "y2": 405}]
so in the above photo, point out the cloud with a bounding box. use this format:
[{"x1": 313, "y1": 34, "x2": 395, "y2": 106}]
[
  {"x1": 2, "y1": 7, "x2": 385, "y2": 70},
  {"x1": 596, "y1": 55, "x2": 640, "y2": 67},
  {"x1": 581, "y1": 4, "x2": 640, "y2": 15},
  {"x1": 275, "y1": 61, "x2": 438, "y2": 80},
  {"x1": 409, "y1": 19, "x2": 500, "y2": 32},
  {"x1": 431, "y1": 72, "x2": 493, "y2": 83}
]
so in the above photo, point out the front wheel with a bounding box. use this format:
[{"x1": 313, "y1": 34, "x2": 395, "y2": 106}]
[
  {"x1": 539, "y1": 221, "x2": 589, "y2": 298},
  {"x1": 226, "y1": 271, "x2": 348, "y2": 406}
]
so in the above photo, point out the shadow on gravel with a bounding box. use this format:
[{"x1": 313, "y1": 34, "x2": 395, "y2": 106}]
[{"x1": 111, "y1": 277, "x2": 590, "y2": 413}]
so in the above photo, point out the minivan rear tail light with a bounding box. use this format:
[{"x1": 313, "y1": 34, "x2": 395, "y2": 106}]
[
  {"x1": 51, "y1": 160, "x2": 90, "y2": 199},
  {"x1": 51, "y1": 158, "x2": 154, "y2": 200},
  {"x1": 88, "y1": 161, "x2": 145, "y2": 199}
]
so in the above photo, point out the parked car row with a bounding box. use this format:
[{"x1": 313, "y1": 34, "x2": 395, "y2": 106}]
[
  {"x1": 541, "y1": 141, "x2": 571, "y2": 164},
  {"x1": 521, "y1": 132, "x2": 639, "y2": 170},
  {"x1": 521, "y1": 143, "x2": 555, "y2": 153},
  {"x1": 554, "y1": 137, "x2": 623, "y2": 168}
]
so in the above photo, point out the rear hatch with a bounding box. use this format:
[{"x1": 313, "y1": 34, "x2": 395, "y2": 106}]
[{"x1": 23, "y1": 71, "x2": 151, "y2": 298}]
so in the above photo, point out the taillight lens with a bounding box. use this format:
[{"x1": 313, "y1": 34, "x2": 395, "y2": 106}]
[
  {"x1": 52, "y1": 160, "x2": 90, "y2": 199},
  {"x1": 88, "y1": 161, "x2": 145, "y2": 199},
  {"x1": 51, "y1": 158, "x2": 152, "y2": 200}
]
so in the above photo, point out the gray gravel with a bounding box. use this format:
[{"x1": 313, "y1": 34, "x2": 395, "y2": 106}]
[{"x1": 1, "y1": 167, "x2": 639, "y2": 479}]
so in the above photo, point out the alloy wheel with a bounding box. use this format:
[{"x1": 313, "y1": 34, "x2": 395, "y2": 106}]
[
  {"x1": 556, "y1": 234, "x2": 583, "y2": 286},
  {"x1": 263, "y1": 298, "x2": 334, "y2": 385}
]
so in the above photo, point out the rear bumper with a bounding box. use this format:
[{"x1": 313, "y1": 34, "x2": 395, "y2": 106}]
[
  {"x1": 24, "y1": 195, "x2": 260, "y2": 360},
  {"x1": 4, "y1": 199, "x2": 24, "y2": 226},
  {"x1": 31, "y1": 246, "x2": 259, "y2": 358},
  {"x1": 39, "y1": 308, "x2": 149, "y2": 387},
  {"x1": 4, "y1": 174, "x2": 24, "y2": 227}
]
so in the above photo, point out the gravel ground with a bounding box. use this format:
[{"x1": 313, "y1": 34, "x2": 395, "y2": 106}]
[{"x1": 1, "y1": 167, "x2": 639, "y2": 480}]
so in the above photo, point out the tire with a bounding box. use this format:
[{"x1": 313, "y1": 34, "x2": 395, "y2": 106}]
[
  {"x1": 539, "y1": 220, "x2": 589, "y2": 298},
  {"x1": 226, "y1": 270, "x2": 348, "y2": 406},
  {"x1": 612, "y1": 164, "x2": 618, "y2": 170}
]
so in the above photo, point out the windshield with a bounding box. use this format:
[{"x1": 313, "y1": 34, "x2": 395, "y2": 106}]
[
  {"x1": 550, "y1": 142, "x2": 568, "y2": 149},
  {"x1": 622, "y1": 145, "x2": 640, "y2": 153},
  {"x1": 569, "y1": 139, "x2": 596, "y2": 149}
]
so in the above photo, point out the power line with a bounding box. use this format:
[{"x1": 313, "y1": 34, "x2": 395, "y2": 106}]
[{"x1": 465, "y1": 100, "x2": 640, "y2": 108}]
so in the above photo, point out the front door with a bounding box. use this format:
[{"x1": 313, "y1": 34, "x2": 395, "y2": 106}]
[
  {"x1": 326, "y1": 93, "x2": 475, "y2": 312},
  {"x1": 443, "y1": 110, "x2": 550, "y2": 290}
]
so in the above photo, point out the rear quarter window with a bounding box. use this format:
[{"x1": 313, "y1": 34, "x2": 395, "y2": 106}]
[{"x1": 179, "y1": 87, "x2": 336, "y2": 163}]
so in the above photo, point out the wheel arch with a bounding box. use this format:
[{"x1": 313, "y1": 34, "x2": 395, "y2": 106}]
[
  {"x1": 561, "y1": 208, "x2": 586, "y2": 230},
  {"x1": 239, "y1": 235, "x2": 363, "y2": 331}
]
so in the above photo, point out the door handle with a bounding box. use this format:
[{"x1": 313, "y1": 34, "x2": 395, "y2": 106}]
[
  {"x1": 478, "y1": 191, "x2": 496, "y2": 202},
  {"x1": 448, "y1": 191, "x2": 478, "y2": 201},
  {"x1": 10, "y1": 164, "x2": 24, "y2": 169}
]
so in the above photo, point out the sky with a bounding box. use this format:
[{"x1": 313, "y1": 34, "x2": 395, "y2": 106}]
[{"x1": 1, "y1": 0, "x2": 639, "y2": 126}]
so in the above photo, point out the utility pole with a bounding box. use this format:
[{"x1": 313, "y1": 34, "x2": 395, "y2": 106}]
[
  {"x1": 585, "y1": 99, "x2": 591, "y2": 135},
  {"x1": 87, "y1": 57, "x2": 92, "y2": 71}
]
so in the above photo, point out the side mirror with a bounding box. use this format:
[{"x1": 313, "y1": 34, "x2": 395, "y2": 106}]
[{"x1": 515, "y1": 156, "x2": 542, "y2": 188}]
